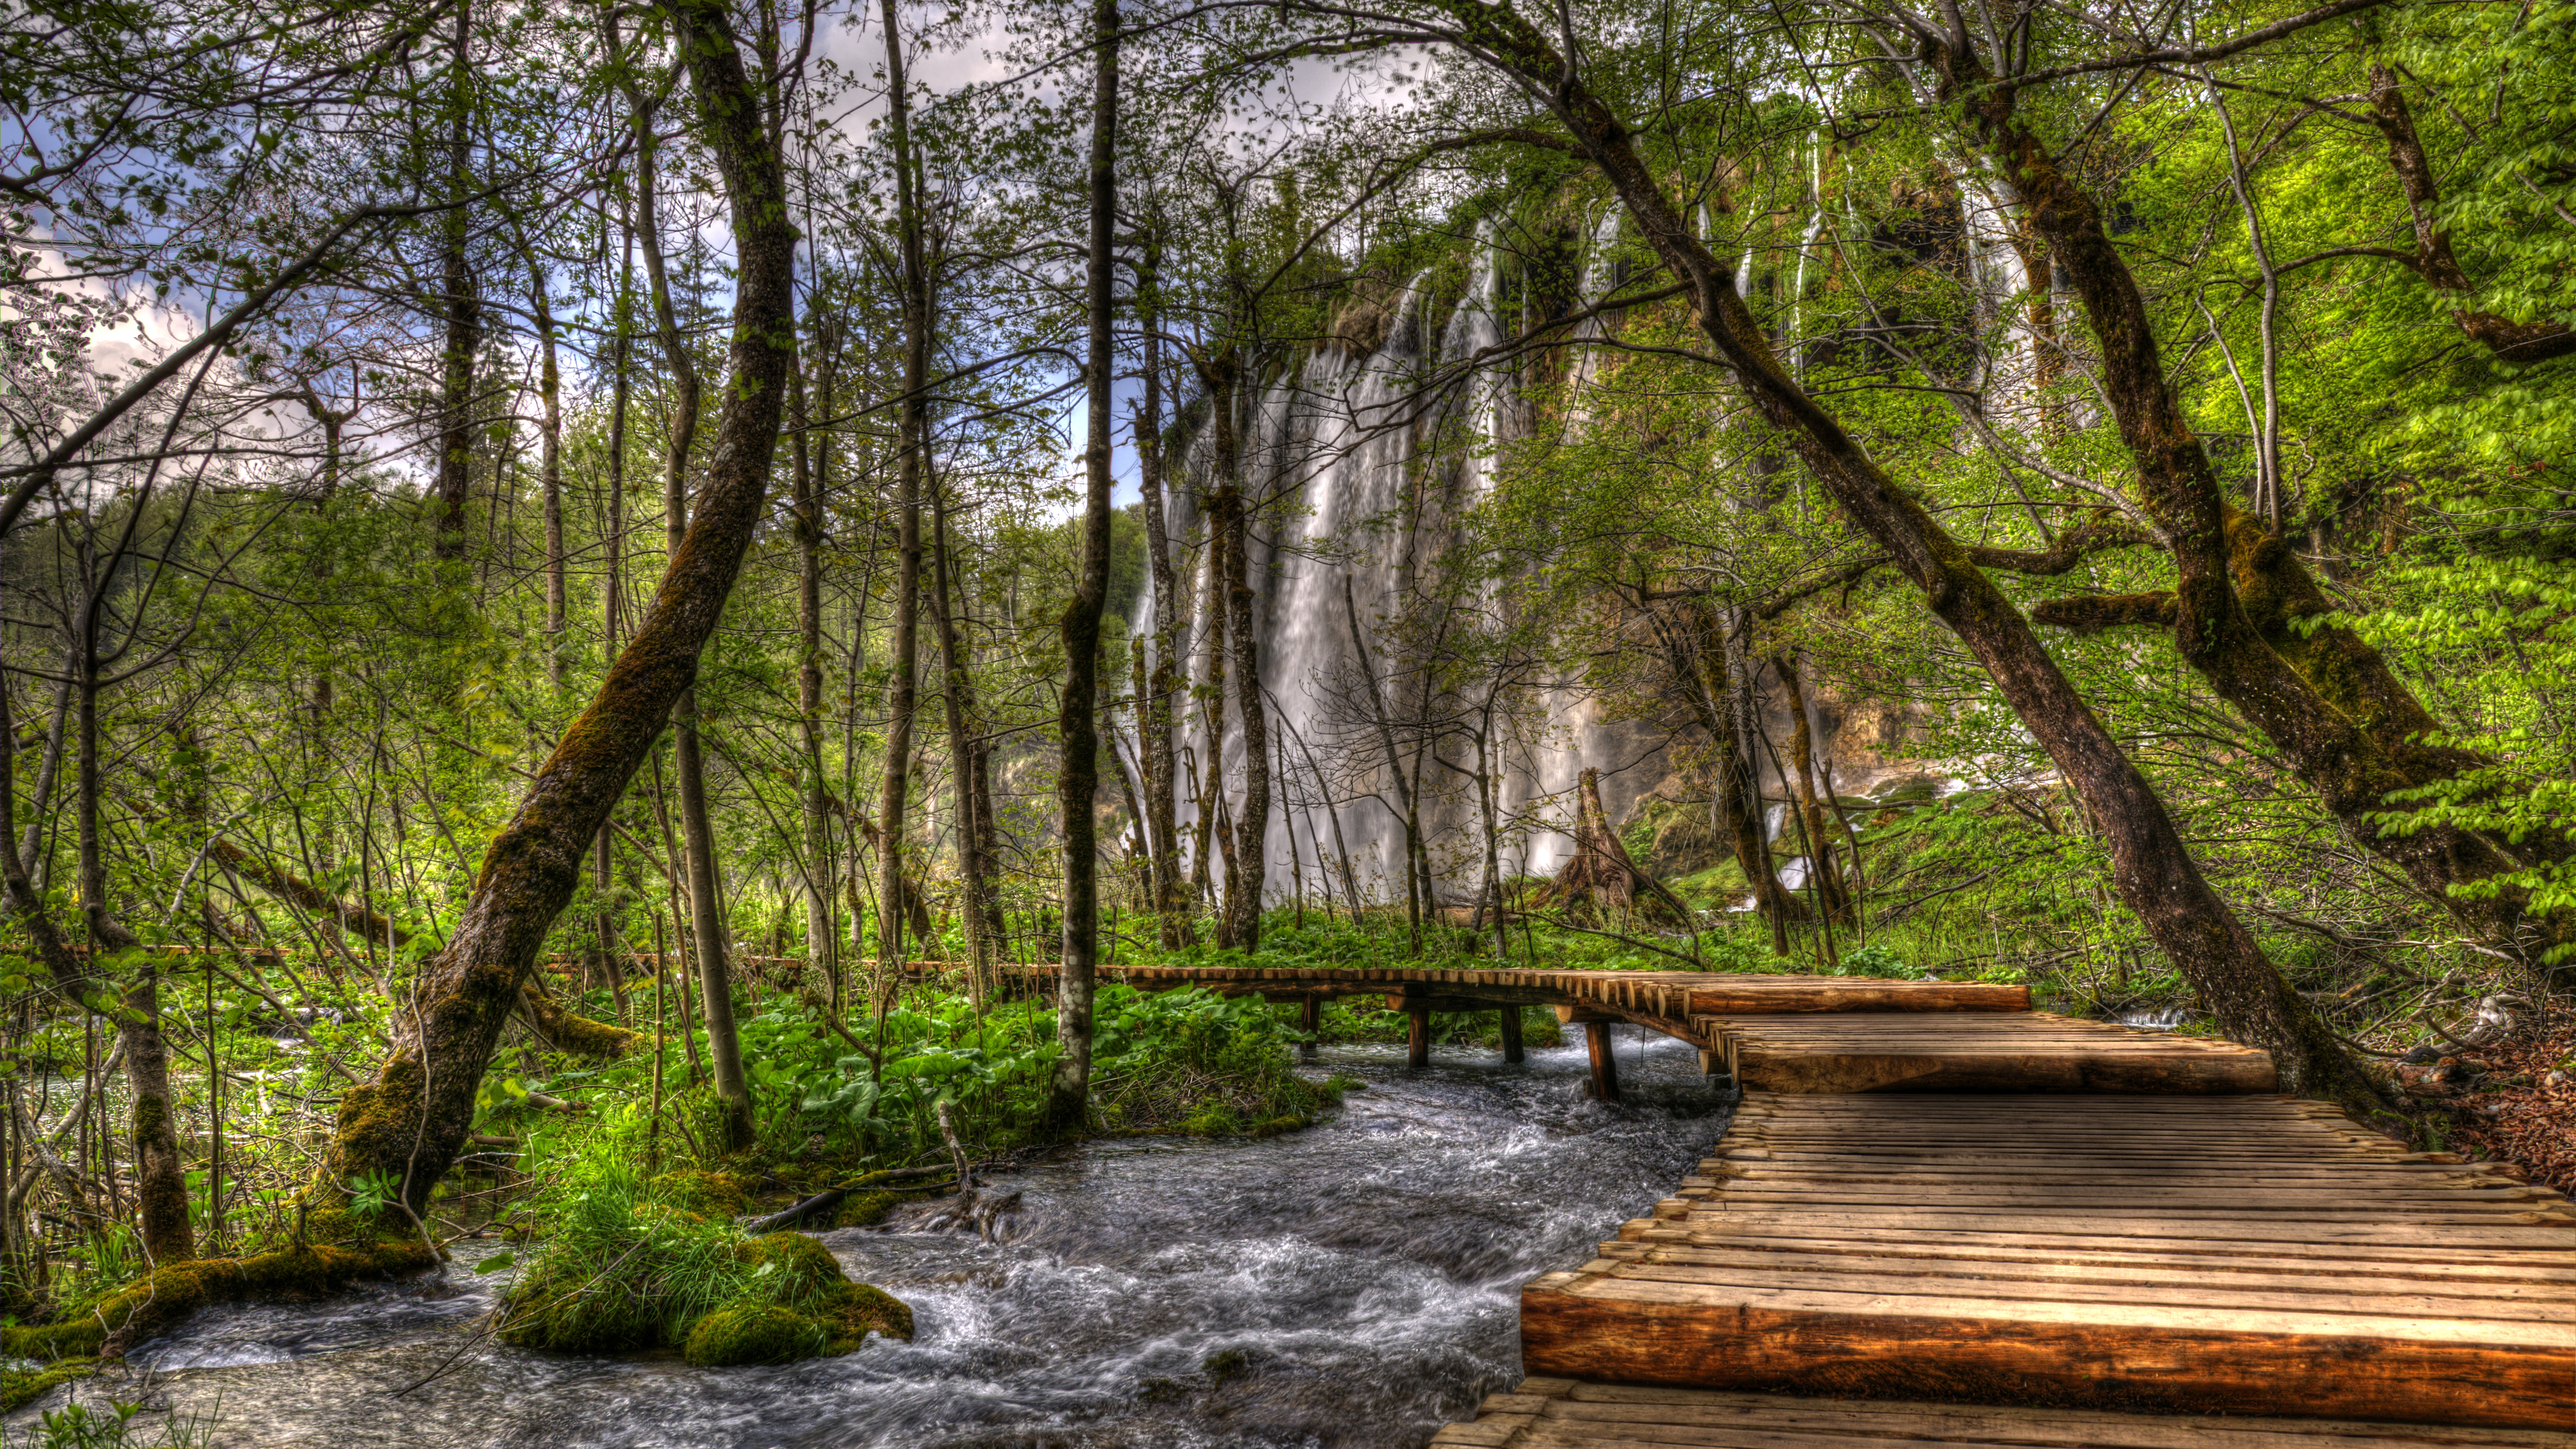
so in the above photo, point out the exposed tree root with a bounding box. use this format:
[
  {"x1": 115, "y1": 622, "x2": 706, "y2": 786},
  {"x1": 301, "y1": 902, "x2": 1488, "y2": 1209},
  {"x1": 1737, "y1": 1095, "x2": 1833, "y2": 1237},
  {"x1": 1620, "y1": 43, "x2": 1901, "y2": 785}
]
[{"x1": 0, "y1": 1236, "x2": 436, "y2": 1366}]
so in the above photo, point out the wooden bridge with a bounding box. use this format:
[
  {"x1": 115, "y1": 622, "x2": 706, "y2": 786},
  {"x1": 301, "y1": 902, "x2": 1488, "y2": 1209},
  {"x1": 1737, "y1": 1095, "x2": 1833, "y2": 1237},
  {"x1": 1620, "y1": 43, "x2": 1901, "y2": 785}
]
[
  {"x1": 907, "y1": 959, "x2": 2571, "y2": 1442},
  {"x1": 909, "y1": 960, "x2": 2284, "y2": 1099}
]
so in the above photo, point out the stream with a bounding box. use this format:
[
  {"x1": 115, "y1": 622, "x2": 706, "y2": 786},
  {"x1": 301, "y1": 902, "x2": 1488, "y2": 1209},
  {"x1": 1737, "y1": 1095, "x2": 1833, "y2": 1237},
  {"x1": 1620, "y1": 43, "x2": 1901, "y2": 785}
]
[{"x1": 22, "y1": 1028, "x2": 1731, "y2": 1449}]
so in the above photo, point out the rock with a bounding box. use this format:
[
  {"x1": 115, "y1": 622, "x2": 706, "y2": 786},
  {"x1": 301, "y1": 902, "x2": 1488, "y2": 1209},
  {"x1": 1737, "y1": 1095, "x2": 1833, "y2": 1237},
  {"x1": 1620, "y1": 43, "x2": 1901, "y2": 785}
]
[
  {"x1": 2546, "y1": 1070, "x2": 2568, "y2": 1089},
  {"x1": 683, "y1": 1303, "x2": 823, "y2": 1367}
]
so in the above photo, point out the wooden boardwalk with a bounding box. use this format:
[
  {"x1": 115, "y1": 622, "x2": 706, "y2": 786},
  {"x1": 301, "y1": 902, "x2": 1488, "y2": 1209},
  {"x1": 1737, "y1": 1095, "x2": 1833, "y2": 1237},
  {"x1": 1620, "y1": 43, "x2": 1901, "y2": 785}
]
[
  {"x1": 1434, "y1": 1379, "x2": 2576, "y2": 1448},
  {"x1": 1524, "y1": 1093, "x2": 2572, "y2": 1427},
  {"x1": 918, "y1": 958, "x2": 2566, "y2": 1432},
  {"x1": 1294, "y1": 965, "x2": 2576, "y2": 1444}
]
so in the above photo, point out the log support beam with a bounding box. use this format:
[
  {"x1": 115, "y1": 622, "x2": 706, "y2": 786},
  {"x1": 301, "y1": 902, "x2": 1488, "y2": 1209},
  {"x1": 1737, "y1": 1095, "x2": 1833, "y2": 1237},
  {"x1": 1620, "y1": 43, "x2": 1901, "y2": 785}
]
[
  {"x1": 1587, "y1": 1020, "x2": 1621, "y2": 1102},
  {"x1": 1501, "y1": 1006, "x2": 1525, "y2": 1064},
  {"x1": 1300, "y1": 996, "x2": 1320, "y2": 1057}
]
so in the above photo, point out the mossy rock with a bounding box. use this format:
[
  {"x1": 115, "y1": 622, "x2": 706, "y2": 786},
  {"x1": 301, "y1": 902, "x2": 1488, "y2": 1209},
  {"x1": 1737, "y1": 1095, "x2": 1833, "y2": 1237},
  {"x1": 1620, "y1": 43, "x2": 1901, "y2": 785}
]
[
  {"x1": 653, "y1": 1170, "x2": 751, "y2": 1218},
  {"x1": 495, "y1": 1253, "x2": 667, "y2": 1354},
  {"x1": 1872, "y1": 773, "x2": 1942, "y2": 804},
  {"x1": 735, "y1": 1232, "x2": 845, "y2": 1299},
  {"x1": 682, "y1": 1302, "x2": 825, "y2": 1367},
  {"x1": 814, "y1": 1281, "x2": 912, "y2": 1351}
]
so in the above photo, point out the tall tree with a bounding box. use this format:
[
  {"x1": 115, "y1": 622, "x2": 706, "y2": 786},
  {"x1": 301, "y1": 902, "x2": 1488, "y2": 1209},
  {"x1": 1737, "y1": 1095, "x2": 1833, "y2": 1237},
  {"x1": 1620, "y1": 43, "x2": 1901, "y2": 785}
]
[
  {"x1": 627, "y1": 68, "x2": 753, "y2": 1151},
  {"x1": 1048, "y1": 0, "x2": 1119, "y2": 1133},
  {"x1": 431, "y1": 0, "x2": 481, "y2": 560},
  {"x1": 874, "y1": 0, "x2": 929, "y2": 997},
  {"x1": 323, "y1": 0, "x2": 797, "y2": 1208}
]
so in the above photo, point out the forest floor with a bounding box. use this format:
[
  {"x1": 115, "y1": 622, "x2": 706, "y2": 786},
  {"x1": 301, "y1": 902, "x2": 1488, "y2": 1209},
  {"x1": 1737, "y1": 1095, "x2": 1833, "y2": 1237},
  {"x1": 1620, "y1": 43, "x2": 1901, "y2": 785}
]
[{"x1": 2426, "y1": 998, "x2": 2576, "y2": 1192}]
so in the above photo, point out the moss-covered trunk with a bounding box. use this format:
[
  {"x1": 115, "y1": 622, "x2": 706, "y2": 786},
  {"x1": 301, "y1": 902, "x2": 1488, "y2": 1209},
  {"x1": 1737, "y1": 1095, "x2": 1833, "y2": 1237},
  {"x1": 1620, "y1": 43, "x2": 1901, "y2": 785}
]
[{"x1": 323, "y1": 0, "x2": 795, "y2": 1211}]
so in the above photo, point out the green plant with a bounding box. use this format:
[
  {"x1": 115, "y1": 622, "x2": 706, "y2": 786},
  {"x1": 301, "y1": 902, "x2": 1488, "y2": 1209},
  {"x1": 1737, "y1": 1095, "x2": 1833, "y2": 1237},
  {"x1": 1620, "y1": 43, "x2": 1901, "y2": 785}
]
[
  {"x1": 346, "y1": 1170, "x2": 400, "y2": 1221},
  {"x1": 3, "y1": 1398, "x2": 216, "y2": 1449}
]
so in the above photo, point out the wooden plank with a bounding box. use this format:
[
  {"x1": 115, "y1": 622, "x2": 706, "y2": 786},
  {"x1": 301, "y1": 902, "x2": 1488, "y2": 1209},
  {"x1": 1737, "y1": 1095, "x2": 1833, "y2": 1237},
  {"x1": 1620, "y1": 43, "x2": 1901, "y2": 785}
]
[
  {"x1": 1519, "y1": 1274, "x2": 2573, "y2": 1428},
  {"x1": 1623, "y1": 1219, "x2": 2576, "y2": 1264},
  {"x1": 1433, "y1": 1379, "x2": 2576, "y2": 1448},
  {"x1": 1583, "y1": 1256, "x2": 2568, "y2": 1323},
  {"x1": 1598, "y1": 1242, "x2": 2576, "y2": 1291}
]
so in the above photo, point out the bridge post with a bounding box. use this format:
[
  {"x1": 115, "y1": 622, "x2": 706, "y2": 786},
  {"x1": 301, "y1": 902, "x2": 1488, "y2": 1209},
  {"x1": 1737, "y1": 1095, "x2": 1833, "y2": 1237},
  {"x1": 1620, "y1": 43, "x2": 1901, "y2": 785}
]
[
  {"x1": 1500, "y1": 1007, "x2": 1524, "y2": 1064},
  {"x1": 1407, "y1": 1004, "x2": 1430, "y2": 1069},
  {"x1": 1300, "y1": 996, "x2": 1320, "y2": 1056},
  {"x1": 1586, "y1": 1020, "x2": 1620, "y2": 1102}
]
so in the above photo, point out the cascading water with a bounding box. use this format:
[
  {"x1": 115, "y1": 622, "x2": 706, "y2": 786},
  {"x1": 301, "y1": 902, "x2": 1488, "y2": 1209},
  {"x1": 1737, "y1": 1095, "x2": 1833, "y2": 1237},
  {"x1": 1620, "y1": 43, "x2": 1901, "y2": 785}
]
[
  {"x1": 1133, "y1": 213, "x2": 1657, "y2": 909},
  {"x1": 40, "y1": 1037, "x2": 1732, "y2": 1448}
]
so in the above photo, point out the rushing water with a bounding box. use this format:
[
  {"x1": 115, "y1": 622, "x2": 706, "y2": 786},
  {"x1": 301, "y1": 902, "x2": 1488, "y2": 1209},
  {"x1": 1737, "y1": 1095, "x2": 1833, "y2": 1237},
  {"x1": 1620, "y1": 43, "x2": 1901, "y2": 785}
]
[{"x1": 27, "y1": 1029, "x2": 1730, "y2": 1449}]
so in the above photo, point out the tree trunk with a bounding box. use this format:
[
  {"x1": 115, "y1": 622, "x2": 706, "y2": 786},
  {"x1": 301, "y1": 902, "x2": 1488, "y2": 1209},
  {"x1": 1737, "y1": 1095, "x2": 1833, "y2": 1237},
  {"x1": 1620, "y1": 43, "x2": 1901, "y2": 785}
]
[
  {"x1": 1220, "y1": 483, "x2": 1268, "y2": 952},
  {"x1": 322, "y1": 0, "x2": 796, "y2": 1210},
  {"x1": 794, "y1": 332, "x2": 840, "y2": 1007},
  {"x1": 1191, "y1": 495, "x2": 1229, "y2": 915},
  {"x1": 1426, "y1": 1, "x2": 2387, "y2": 1117},
  {"x1": 73, "y1": 631, "x2": 191, "y2": 1265},
  {"x1": 1131, "y1": 253, "x2": 1188, "y2": 943},
  {"x1": 2363, "y1": 65, "x2": 2575, "y2": 363},
  {"x1": 929, "y1": 467, "x2": 1000, "y2": 996},
  {"x1": 1679, "y1": 607, "x2": 1803, "y2": 933},
  {"x1": 1771, "y1": 654, "x2": 1849, "y2": 923},
  {"x1": 633, "y1": 101, "x2": 750, "y2": 1152},
  {"x1": 1343, "y1": 577, "x2": 1422, "y2": 952},
  {"x1": 876, "y1": 0, "x2": 928, "y2": 1005},
  {"x1": 432, "y1": 0, "x2": 478, "y2": 561},
  {"x1": 1048, "y1": 0, "x2": 1117, "y2": 1134},
  {"x1": 523, "y1": 246, "x2": 567, "y2": 682},
  {"x1": 595, "y1": 218, "x2": 633, "y2": 1054}
]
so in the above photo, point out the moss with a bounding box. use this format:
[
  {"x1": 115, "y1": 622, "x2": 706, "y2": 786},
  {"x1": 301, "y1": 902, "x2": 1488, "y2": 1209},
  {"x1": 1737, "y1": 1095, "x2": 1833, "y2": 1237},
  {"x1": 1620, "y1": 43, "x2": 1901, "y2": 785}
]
[
  {"x1": 737, "y1": 1231, "x2": 912, "y2": 1352},
  {"x1": 735, "y1": 1232, "x2": 844, "y2": 1298},
  {"x1": 1203, "y1": 1347, "x2": 1251, "y2": 1382},
  {"x1": 814, "y1": 1281, "x2": 912, "y2": 1352},
  {"x1": 653, "y1": 1170, "x2": 751, "y2": 1218},
  {"x1": 527, "y1": 994, "x2": 642, "y2": 1060},
  {"x1": 299, "y1": 1206, "x2": 387, "y2": 1247},
  {"x1": 0, "y1": 1240, "x2": 437, "y2": 1362},
  {"x1": 496, "y1": 1254, "x2": 667, "y2": 1354},
  {"x1": 0, "y1": 1357, "x2": 94, "y2": 1412},
  {"x1": 681, "y1": 1302, "x2": 825, "y2": 1367}
]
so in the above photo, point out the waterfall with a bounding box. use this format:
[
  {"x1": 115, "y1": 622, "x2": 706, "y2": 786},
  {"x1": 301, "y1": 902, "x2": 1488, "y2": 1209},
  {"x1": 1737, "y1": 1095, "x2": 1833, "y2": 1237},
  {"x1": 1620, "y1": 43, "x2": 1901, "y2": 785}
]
[{"x1": 1137, "y1": 216, "x2": 1640, "y2": 910}]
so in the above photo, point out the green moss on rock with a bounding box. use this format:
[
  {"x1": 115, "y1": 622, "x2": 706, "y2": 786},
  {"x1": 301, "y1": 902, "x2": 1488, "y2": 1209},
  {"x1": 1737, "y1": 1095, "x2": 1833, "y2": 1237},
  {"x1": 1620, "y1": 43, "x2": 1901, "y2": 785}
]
[
  {"x1": 652, "y1": 1170, "x2": 751, "y2": 1219},
  {"x1": 735, "y1": 1232, "x2": 844, "y2": 1298},
  {"x1": 682, "y1": 1302, "x2": 825, "y2": 1367},
  {"x1": 816, "y1": 1281, "x2": 913, "y2": 1352}
]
